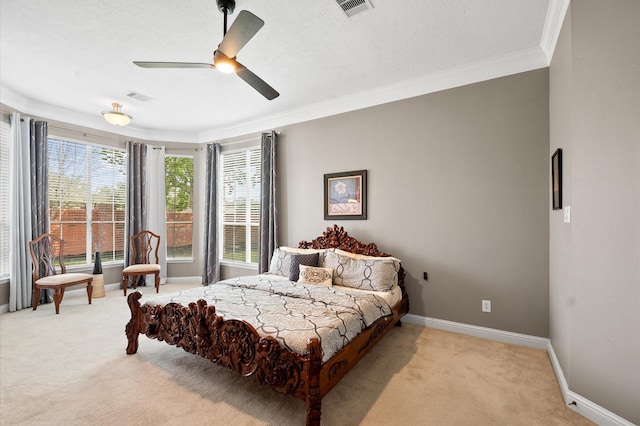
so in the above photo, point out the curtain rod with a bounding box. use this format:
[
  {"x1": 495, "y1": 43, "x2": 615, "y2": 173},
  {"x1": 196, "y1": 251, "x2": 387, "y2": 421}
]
[
  {"x1": 217, "y1": 130, "x2": 279, "y2": 146},
  {"x1": 48, "y1": 123, "x2": 124, "y2": 142}
]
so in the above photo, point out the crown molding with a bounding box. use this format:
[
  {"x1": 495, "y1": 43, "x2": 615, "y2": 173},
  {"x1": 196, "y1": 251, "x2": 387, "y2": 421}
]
[
  {"x1": 198, "y1": 46, "x2": 548, "y2": 141},
  {"x1": 2, "y1": 46, "x2": 550, "y2": 144},
  {"x1": 541, "y1": 0, "x2": 571, "y2": 63}
]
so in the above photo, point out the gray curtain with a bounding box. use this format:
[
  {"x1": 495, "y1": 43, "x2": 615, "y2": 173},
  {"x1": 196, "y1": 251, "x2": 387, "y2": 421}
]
[
  {"x1": 30, "y1": 120, "x2": 51, "y2": 305},
  {"x1": 9, "y1": 115, "x2": 50, "y2": 311},
  {"x1": 9, "y1": 114, "x2": 33, "y2": 311},
  {"x1": 202, "y1": 143, "x2": 220, "y2": 285},
  {"x1": 125, "y1": 142, "x2": 147, "y2": 271},
  {"x1": 258, "y1": 131, "x2": 278, "y2": 273}
]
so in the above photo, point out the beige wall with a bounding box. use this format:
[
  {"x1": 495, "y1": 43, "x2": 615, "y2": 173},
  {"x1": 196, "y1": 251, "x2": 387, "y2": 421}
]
[
  {"x1": 274, "y1": 69, "x2": 550, "y2": 337},
  {"x1": 549, "y1": 1, "x2": 640, "y2": 423}
]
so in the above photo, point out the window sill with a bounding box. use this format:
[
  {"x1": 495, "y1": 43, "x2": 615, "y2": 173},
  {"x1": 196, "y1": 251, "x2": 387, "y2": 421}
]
[
  {"x1": 220, "y1": 260, "x2": 258, "y2": 271},
  {"x1": 66, "y1": 261, "x2": 122, "y2": 273},
  {"x1": 65, "y1": 264, "x2": 94, "y2": 273},
  {"x1": 167, "y1": 258, "x2": 194, "y2": 264}
]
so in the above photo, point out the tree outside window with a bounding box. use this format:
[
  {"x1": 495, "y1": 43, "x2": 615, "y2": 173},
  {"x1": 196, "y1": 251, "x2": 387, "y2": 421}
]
[{"x1": 165, "y1": 155, "x2": 193, "y2": 259}]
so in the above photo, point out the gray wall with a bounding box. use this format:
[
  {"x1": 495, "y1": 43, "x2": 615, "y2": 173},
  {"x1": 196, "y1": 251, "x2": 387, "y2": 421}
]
[
  {"x1": 274, "y1": 69, "x2": 550, "y2": 337},
  {"x1": 549, "y1": 1, "x2": 640, "y2": 423}
]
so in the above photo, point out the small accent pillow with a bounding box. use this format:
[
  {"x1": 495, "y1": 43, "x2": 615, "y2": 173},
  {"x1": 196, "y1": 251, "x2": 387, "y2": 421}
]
[
  {"x1": 289, "y1": 253, "x2": 319, "y2": 281},
  {"x1": 298, "y1": 265, "x2": 333, "y2": 287}
]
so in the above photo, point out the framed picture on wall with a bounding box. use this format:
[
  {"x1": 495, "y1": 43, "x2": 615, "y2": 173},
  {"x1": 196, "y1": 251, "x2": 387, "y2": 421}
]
[
  {"x1": 324, "y1": 170, "x2": 367, "y2": 220},
  {"x1": 552, "y1": 148, "x2": 562, "y2": 210}
]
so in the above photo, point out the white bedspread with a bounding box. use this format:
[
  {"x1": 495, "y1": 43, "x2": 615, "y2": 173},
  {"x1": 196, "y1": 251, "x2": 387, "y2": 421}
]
[{"x1": 143, "y1": 274, "x2": 394, "y2": 362}]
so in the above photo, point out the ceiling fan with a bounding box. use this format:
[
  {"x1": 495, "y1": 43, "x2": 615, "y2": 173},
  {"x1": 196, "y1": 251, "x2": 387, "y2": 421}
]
[{"x1": 133, "y1": 0, "x2": 279, "y2": 100}]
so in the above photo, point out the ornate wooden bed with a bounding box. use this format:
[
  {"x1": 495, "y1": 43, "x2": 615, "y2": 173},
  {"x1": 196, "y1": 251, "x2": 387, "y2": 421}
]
[{"x1": 125, "y1": 225, "x2": 409, "y2": 425}]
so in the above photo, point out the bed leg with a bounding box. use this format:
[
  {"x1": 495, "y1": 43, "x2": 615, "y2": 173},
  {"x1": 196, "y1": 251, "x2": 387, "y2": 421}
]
[
  {"x1": 305, "y1": 338, "x2": 322, "y2": 426},
  {"x1": 125, "y1": 292, "x2": 143, "y2": 354}
]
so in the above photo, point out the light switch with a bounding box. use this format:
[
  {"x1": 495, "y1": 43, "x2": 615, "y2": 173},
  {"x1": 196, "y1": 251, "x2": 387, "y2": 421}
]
[{"x1": 564, "y1": 205, "x2": 571, "y2": 223}]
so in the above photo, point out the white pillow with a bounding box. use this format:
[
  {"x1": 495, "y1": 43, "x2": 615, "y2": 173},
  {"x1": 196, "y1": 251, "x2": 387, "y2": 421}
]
[
  {"x1": 322, "y1": 250, "x2": 399, "y2": 292},
  {"x1": 281, "y1": 246, "x2": 325, "y2": 254},
  {"x1": 334, "y1": 248, "x2": 402, "y2": 263},
  {"x1": 298, "y1": 265, "x2": 333, "y2": 287}
]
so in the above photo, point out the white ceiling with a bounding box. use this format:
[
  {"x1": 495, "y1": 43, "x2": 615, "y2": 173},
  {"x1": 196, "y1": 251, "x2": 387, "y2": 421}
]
[{"x1": 0, "y1": 0, "x2": 567, "y2": 143}]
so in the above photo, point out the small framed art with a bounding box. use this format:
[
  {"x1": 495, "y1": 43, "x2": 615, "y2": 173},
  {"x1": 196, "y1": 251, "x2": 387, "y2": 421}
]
[
  {"x1": 324, "y1": 170, "x2": 367, "y2": 220},
  {"x1": 552, "y1": 148, "x2": 562, "y2": 210}
]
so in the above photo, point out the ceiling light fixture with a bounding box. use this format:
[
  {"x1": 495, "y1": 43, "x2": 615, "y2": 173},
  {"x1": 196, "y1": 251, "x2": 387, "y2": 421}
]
[
  {"x1": 213, "y1": 50, "x2": 237, "y2": 74},
  {"x1": 102, "y1": 102, "x2": 132, "y2": 126}
]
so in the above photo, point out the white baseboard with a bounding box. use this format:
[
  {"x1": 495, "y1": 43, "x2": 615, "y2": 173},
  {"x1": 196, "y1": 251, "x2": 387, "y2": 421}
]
[
  {"x1": 105, "y1": 282, "x2": 121, "y2": 292},
  {"x1": 166, "y1": 276, "x2": 201, "y2": 284},
  {"x1": 403, "y1": 314, "x2": 548, "y2": 349},
  {"x1": 405, "y1": 313, "x2": 635, "y2": 426},
  {"x1": 546, "y1": 343, "x2": 636, "y2": 426},
  {"x1": 546, "y1": 340, "x2": 571, "y2": 404}
]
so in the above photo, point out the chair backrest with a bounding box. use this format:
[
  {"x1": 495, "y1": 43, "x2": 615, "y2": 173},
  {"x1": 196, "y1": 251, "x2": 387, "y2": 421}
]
[
  {"x1": 29, "y1": 233, "x2": 66, "y2": 282},
  {"x1": 130, "y1": 230, "x2": 160, "y2": 265}
]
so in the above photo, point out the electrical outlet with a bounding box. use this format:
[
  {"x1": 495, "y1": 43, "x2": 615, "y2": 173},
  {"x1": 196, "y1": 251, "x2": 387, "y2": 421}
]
[
  {"x1": 423, "y1": 272, "x2": 428, "y2": 280},
  {"x1": 482, "y1": 300, "x2": 491, "y2": 313}
]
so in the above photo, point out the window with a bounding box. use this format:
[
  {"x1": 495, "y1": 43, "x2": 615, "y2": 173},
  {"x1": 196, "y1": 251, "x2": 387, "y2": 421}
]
[
  {"x1": 220, "y1": 147, "x2": 261, "y2": 264},
  {"x1": 48, "y1": 138, "x2": 126, "y2": 266},
  {"x1": 165, "y1": 155, "x2": 194, "y2": 259},
  {"x1": 0, "y1": 120, "x2": 10, "y2": 279}
]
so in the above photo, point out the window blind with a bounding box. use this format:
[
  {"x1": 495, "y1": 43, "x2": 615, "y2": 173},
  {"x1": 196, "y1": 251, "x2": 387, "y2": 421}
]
[
  {"x1": 48, "y1": 138, "x2": 126, "y2": 265},
  {"x1": 0, "y1": 121, "x2": 10, "y2": 278},
  {"x1": 220, "y1": 147, "x2": 261, "y2": 263}
]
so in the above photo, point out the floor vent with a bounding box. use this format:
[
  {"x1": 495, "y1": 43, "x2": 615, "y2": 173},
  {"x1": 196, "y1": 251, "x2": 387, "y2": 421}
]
[{"x1": 336, "y1": 0, "x2": 374, "y2": 17}]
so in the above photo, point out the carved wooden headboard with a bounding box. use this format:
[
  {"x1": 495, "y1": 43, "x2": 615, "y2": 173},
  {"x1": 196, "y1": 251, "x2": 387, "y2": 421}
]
[
  {"x1": 299, "y1": 225, "x2": 407, "y2": 303},
  {"x1": 298, "y1": 225, "x2": 389, "y2": 256}
]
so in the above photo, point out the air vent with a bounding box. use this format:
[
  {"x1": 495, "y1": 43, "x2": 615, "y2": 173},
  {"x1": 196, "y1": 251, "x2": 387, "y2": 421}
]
[
  {"x1": 126, "y1": 91, "x2": 153, "y2": 102},
  {"x1": 335, "y1": 0, "x2": 374, "y2": 17}
]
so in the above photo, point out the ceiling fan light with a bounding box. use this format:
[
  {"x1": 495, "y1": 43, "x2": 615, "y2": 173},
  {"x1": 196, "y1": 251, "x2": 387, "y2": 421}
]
[
  {"x1": 213, "y1": 50, "x2": 237, "y2": 73},
  {"x1": 102, "y1": 102, "x2": 132, "y2": 126},
  {"x1": 216, "y1": 61, "x2": 236, "y2": 73}
]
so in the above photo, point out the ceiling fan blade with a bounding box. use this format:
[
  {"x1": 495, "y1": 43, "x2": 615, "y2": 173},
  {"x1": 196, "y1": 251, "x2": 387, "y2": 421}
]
[
  {"x1": 218, "y1": 10, "x2": 264, "y2": 58},
  {"x1": 236, "y1": 62, "x2": 279, "y2": 100},
  {"x1": 133, "y1": 61, "x2": 214, "y2": 69}
]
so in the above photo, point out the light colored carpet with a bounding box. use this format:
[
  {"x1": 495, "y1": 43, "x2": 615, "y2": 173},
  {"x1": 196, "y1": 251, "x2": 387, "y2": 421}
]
[{"x1": 0, "y1": 282, "x2": 592, "y2": 426}]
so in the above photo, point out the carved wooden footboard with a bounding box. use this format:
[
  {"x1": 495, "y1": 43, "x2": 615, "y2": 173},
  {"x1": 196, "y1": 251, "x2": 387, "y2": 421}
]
[
  {"x1": 125, "y1": 226, "x2": 409, "y2": 426},
  {"x1": 125, "y1": 292, "x2": 324, "y2": 422}
]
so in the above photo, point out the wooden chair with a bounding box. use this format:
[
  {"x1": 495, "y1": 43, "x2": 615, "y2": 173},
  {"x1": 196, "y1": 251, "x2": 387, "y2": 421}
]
[
  {"x1": 29, "y1": 234, "x2": 93, "y2": 314},
  {"x1": 122, "y1": 230, "x2": 161, "y2": 296}
]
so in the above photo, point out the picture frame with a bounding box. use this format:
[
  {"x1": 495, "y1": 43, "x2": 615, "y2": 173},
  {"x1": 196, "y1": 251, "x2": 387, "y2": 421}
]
[
  {"x1": 324, "y1": 170, "x2": 367, "y2": 220},
  {"x1": 552, "y1": 148, "x2": 562, "y2": 210}
]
